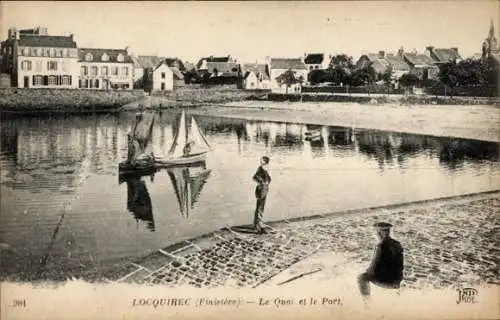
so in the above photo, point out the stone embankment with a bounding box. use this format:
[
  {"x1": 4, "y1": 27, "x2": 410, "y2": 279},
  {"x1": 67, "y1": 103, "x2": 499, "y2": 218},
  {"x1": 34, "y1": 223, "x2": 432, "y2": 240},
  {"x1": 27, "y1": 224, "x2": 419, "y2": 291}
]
[{"x1": 88, "y1": 192, "x2": 499, "y2": 290}]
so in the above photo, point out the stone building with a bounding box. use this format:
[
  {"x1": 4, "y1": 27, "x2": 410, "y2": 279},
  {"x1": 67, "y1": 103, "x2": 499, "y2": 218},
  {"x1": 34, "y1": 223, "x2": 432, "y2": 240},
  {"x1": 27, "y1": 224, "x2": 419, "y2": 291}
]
[{"x1": 0, "y1": 26, "x2": 79, "y2": 88}]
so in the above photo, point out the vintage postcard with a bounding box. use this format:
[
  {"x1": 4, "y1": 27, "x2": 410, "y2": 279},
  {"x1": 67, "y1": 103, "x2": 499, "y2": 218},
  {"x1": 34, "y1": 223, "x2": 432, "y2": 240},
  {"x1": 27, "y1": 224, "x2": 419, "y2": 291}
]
[{"x1": 0, "y1": 1, "x2": 499, "y2": 319}]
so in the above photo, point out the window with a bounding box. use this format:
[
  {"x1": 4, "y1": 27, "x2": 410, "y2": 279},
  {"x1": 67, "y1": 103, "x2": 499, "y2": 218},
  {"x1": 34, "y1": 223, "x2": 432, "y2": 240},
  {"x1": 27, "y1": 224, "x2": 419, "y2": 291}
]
[
  {"x1": 62, "y1": 76, "x2": 71, "y2": 85},
  {"x1": 101, "y1": 53, "x2": 109, "y2": 61},
  {"x1": 122, "y1": 67, "x2": 129, "y2": 76},
  {"x1": 63, "y1": 49, "x2": 68, "y2": 57},
  {"x1": 310, "y1": 66, "x2": 313, "y2": 70},
  {"x1": 117, "y1": 54, "x2": 124, "y2": 62},
  {"x1": 21, "y1": 61, "x2": 32, "y2": 71},
  {"x1": 45, "y1": 48, "x2": 50, "y2": 57},
  {"x1": 161, "y1": 72, "x2": 165, "y2": 79},
  {"x1": 8, "y1": 47, "x2": 12, "y2": 55},
  {"x1": 50, "y1": 48, "x2": 55, "y2": 57},
  {"x1": 85, "y1": 53, "x2": 93, "y2": 61},
  {"x1": 81, "y1": 66, "x2": 88, "y2": 76},
  {"x1": 161, "y1": 82, "x2": 165, "y2": 90},
  {"x1": 36, "y1": 48, "x2": 42, "y2": 56},
  {"x1": 48, "y1": 76, "x2": 57, "y2": 85},
  {"x1": 47, "y1": 61, "x2": 58, "y2": 71},
  {"x1": 112, "y1": 67, "x2": 118, "y2": 76},
  {"x1": 21, "y1": 48, "x2": 26, "y2": 56},
  {"x1": 33, "y1": 75, "x2": 43, "y2": 86},
  {"x1": 95, "y1": 79, "x2": 99, "y2": 88},
  {"x1": 102, "y1": 66, "x2": 108, "y2": 75},
  {"x1": 91, "y1": 66, "x2": 98, "y2": 76}
]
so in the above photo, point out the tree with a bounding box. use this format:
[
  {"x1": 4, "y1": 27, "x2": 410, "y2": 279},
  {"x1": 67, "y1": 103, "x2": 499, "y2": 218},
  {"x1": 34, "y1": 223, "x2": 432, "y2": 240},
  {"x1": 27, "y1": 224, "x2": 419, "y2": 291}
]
[
  {"x1": 328, "y1": 54, "x2": 355, "y2": 86},
  {"x1": 399, "y1": 73, "x2": 419, "y2": 95},
  {"x1": 308, "y1": 69, "x2": 328, "y2": 84},
  {"x1": 349, "y1": 66, "x2": 376, "y2": 87},
  {"x1": 381, "y1": 66, "x2": 393, "y2": 85},
  {"x1": 276, "y1": 69, "x2": 301, "y2": 94},
  {"x1": 438, "y1": 61, "x2": 459, "y2": 96}
]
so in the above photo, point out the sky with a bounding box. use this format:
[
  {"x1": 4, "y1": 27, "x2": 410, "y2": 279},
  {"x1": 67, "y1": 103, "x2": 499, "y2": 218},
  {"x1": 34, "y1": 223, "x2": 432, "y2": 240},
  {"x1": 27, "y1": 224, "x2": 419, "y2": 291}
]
[{"x1": 1, "y1": 1, "x2": 499, "y2": 63}]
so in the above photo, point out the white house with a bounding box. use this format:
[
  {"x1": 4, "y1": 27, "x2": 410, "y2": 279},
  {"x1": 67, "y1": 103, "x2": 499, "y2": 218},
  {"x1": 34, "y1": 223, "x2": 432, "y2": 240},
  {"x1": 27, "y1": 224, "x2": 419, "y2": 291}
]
[
  {"x1": 78, "y1": 47, "x2": 134, "y2": 89},
  {"x1": 152, "y1": 61, "x2": 173, "y2": 91},
  {"x1": 1, "y1": 27, "x2": 79, "y2": 88},
  {"x1": 268, "y1": 58, "x2": 307, "y2": 93},
  {"x1": 241, "y1": 63, "x2": 270, "y2": 90}
]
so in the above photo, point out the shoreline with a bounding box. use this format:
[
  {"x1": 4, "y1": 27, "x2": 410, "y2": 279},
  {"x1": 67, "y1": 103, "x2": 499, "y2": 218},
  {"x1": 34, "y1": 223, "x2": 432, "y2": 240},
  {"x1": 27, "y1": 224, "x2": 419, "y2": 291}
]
[{"x1": 186, "y1": 101, "x2": 500, "y2": 143}]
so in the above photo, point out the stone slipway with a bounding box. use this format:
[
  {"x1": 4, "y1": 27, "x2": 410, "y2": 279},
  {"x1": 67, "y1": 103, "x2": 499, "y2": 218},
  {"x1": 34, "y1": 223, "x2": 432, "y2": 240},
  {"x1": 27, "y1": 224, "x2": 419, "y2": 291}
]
[{"x1": 84, "y1": 191, "x2": 499, "y2": 291}]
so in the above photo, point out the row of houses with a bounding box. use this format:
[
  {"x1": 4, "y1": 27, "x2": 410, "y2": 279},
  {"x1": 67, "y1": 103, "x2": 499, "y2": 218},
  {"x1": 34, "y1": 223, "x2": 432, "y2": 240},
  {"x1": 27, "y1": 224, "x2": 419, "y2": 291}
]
[
  {"x1": 0, "y1": 27, "x2": 187, "y2": 91},
  {"x1": 1, "y1": 22, "x2": 499, "y2": 92}
]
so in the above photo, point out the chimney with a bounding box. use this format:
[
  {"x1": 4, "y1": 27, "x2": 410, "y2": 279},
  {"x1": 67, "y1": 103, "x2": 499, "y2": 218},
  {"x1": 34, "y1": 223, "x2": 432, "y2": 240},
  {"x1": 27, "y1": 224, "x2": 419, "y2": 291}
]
[
  {"x1": 125, "y1": 46, "x2": 129, "y2": 53},
  {"x1": 451, "y1": 47, "x2": 458, "y2": 54},
  {"x1": 398, "y1": 47, "x2": 404, "y2": 58},
  {"x1": 329, "y1": 54, "x2": 332, "y2": 59},
  {"x1": 69, "y1": 34, "x2": 74, "y2": 40},
  {"x1": 378, "y1": 50, "x2": 385, "y2": 59},
  {"x1": 426, "y1": 46, "x2": 434, "y2": 54}
]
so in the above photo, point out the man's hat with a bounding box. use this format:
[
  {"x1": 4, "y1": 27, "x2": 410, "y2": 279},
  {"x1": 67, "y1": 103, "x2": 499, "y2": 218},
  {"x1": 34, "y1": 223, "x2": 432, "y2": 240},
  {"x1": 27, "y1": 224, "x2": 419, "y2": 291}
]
[{"x1": 373, "y1": 222, "x2": 393, "y2": 230}]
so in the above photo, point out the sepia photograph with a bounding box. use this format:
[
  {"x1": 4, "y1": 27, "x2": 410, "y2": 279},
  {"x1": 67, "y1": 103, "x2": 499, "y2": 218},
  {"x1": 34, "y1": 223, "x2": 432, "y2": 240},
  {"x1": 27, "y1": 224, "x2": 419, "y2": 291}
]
[{"x1": 0, "y1": 1, "x2": 499, "y2": 319}]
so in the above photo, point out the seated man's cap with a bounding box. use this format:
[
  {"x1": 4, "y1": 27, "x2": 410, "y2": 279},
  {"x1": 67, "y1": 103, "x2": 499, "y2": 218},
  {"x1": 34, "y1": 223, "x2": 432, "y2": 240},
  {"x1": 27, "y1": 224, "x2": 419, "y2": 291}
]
[{"x1": 374, "y1": 222, "x2": 393, "y2": 229}]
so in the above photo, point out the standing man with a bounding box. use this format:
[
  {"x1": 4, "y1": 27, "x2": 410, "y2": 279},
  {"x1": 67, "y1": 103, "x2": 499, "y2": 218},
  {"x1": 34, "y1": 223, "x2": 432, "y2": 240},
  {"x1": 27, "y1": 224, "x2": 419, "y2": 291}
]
[
  {"x1": 252, "y1": 156, "x2": 271, "y2": 234},
  {"x1": 358, "y1": 222, "x2": 404, "y2": 304}
]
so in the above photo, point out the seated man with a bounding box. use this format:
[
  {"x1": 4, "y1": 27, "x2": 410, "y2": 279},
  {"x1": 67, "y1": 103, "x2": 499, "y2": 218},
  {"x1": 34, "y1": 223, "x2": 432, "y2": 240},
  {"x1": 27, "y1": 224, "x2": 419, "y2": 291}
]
[{"x1": 358, "y1": 222, "x2": 404, "y2": 303}]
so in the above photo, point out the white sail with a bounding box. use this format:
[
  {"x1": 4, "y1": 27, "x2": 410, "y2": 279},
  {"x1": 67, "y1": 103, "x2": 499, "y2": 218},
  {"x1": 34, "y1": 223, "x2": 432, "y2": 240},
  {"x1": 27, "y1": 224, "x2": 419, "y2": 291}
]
[
  {"x1": 167, "y1": 111, "x2": 187, "y2": 158},
  {"x1": 188, "y1": 117, "x2": 211, "y2": 155}
]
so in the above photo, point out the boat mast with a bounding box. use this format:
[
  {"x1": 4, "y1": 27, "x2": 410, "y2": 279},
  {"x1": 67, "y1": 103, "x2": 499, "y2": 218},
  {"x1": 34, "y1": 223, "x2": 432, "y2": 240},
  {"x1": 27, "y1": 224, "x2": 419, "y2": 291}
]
[{"x1": 184, "y1": 111, "x2": 188, "y2": 149}]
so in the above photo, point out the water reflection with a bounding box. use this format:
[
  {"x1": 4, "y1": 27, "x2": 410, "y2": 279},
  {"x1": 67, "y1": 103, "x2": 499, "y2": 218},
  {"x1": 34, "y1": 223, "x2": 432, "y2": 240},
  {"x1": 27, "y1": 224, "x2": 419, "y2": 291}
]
[
  {"x1": 167, "y1": 162, "x2": 212, "y2": 218},
  {"x1": 120, "y1": 173, "x2": 155, "y2": 232},
  {"x1": 0, "y1": 113, "x2": 498, "y2": 281}
]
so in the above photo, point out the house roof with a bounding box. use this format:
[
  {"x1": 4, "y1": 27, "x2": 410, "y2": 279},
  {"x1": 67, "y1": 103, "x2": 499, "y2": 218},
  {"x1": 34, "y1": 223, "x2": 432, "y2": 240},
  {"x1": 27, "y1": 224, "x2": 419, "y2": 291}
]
[
  {"x1": 18, "y1": 35, "x2": 77, "y2": 48},
  {"x1": 134, "y1": 55, "x2": 163, "y2": 68},
  {"x1": 385, "y1": 54, "x2": 411, "y2": 71},
  {"x1": 204, "y1": 61, "x2": 239, "y2": 74},
  {"x1": 242, "y1": 63, "x2": 270, "y2": 80},
  {"x1": 270, "y1": 58, "x2": 306, "y2": 70},
  {"x1": 196, "y1": 56, "x2": 232, "y2": 69},
  {"x1": 304, "y1": 53, "x2": 324, "y2": 64},
  {"x1": 431, "y1": 48, "x2": 462, "y2": 63},
  {"x1": 164, "y1": 58, "x2": 185, "y2": 70},
  {"x1": 358, "y1": 53, "x2": 411, "y2": 73},
  {"x1": 79, "y1": 48, "x2": 133, "y2": 63},
  {"x1": 403, "y1": 53, "x2": 437, "y2": 67},
  {"x1": 170, "y1": 66, "x2": 184, "y2": 80},
  {"x1": 370, "y1": 59, "x2": 391, "y2": 74}
]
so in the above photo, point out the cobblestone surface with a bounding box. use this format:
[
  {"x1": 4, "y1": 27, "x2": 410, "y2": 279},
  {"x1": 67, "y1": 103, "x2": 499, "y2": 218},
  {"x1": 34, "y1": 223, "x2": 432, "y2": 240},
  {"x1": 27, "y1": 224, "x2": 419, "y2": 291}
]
[{"x1": 96, "y1": 193, "x2": 499, "y2": 289}]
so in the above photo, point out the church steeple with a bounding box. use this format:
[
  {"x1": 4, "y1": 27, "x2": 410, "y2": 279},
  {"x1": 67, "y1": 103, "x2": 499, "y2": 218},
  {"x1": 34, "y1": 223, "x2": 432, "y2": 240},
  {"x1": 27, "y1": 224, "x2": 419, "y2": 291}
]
[
  {"x1": 488, "y1": 20, "x2": 496, "y2": 41},
  {"x1": 483, "y1": 20, "x2": 499, "y2": 58}
]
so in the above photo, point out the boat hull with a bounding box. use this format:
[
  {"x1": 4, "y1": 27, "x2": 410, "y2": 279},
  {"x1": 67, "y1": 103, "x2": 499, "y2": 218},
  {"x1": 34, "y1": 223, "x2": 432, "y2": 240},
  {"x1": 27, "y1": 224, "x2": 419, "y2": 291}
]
[{"x1": 156, "y1": 153, "x2": 207, "y2": 166}]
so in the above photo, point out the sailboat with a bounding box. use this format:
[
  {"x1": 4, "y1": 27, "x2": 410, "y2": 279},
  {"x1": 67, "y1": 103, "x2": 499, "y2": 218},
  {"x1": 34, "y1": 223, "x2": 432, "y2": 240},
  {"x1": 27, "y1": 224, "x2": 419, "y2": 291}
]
[
  {"x1": 119, "y1": 112, "x2": 157, "y2": 173},
  {"x1": 157, "y1": 111, "x2": 212, "y2": 166},
  {"x1": 167, "y1": 162, "x2": 212, "y2": 217}
]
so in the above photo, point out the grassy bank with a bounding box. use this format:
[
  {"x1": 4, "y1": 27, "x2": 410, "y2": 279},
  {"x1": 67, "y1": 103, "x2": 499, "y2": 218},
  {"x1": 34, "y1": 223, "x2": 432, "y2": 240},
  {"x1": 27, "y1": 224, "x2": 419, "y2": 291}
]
[{"x1": 0, "y1": 88, "x2": 146, "y2": 115}]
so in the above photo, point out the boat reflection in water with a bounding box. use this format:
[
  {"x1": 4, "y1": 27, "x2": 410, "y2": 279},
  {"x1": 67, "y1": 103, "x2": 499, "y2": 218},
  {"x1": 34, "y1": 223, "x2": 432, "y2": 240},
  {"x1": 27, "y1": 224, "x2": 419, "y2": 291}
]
[
  {"x1": 167, "y1": 161, "x2": 212, "y2": 217},
  {"x1": 119, "y1": 172, "x2": 155, "y2": 231}
]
